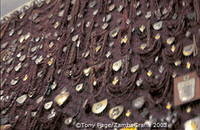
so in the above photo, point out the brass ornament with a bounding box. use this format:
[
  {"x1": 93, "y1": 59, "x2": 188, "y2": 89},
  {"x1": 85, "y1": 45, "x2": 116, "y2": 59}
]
[
  {"x1": 54, "y1": 91, "x2": 70, "y2": 106},
  {"x1": 112, "y1": 76, "x2": 119, "y2": 85},
  {"x1": 121, "y1": 35, "x2": 128, "y2": 44},
  {"x1": 109, "y1": 27, "x2": 119, "y2": 38},
  {"x1": 153, "y1": 21, "x2": 163, "y2": 30},
  {"x1": 92, "y1": 99, "x2": 108, "y2": 114},
  {"x1": 109, "y1": 105, "x2": 124, "y2": 120},
  {"x1": 166, "y1": 37, "x2": 175, "y2": 45},
  {"x1": 16, "y1": 94, "x2": 27, "y2": 104},
  {"x1": 112, "y1": 60, "x2": 123, "y2": 71},
  {"x1": 75, "y1": 83, "x2": 84, "y2": 92},
  {"x1": 44, "y1": 101, "x2": 53, "y2": 110},
  {"x1": 64, "y1": 117, "x2": 73, "y2": 125},
  {"x1": 130, "y1": 64, "x2": 139, "y2": 73},
  {"x1": 183, "y1": 44, "x2": 194, "y2": 56},
  {"x1": 83, "y1": 67, "x2": 92, "y2": 76},
  {"x1": 140, "y1": 44, "x2": 147, "y2": 50}
]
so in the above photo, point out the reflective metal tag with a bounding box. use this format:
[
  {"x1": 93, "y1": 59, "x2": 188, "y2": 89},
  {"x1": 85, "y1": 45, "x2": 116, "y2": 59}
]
[{"x1": 177, "y1": 78, "x2": 195, "y2": 102}]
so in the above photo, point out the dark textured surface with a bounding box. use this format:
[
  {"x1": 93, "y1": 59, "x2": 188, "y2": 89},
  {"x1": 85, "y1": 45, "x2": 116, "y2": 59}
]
[{"x1": 0, "y1": 0, "x2": 200, "y2": 130}]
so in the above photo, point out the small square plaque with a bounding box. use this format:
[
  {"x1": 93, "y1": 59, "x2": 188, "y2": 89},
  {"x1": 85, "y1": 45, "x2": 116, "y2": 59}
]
[{"x1": 174, "y1": 71, "x2": 200, "y2": 106}]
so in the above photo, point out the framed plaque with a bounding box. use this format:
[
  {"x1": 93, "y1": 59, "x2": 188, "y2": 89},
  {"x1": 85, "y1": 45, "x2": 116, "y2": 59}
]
[{"x1": 174, "y1": 71, "x2": 200, "y2": 106}]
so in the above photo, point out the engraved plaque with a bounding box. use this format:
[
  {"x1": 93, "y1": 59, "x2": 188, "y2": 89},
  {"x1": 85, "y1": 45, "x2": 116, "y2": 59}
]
[
  {"x1": 177, "y1": 78, "x2": 195, "y2": 102},
  {"x1": 174, "y1": 71, "x2": 200, "y2": 106}
]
